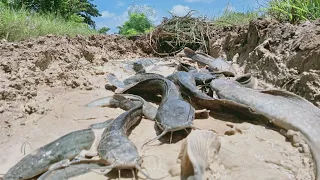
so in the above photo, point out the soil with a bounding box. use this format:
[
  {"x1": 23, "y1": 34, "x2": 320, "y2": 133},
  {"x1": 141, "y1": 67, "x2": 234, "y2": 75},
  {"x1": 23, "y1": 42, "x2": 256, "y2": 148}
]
[
  {"x1": 207, "y1": 18, "x2": 320, "y2": 108},
  {"x1": 0, "y1": 20, "x2": 319, "y2": 179}
]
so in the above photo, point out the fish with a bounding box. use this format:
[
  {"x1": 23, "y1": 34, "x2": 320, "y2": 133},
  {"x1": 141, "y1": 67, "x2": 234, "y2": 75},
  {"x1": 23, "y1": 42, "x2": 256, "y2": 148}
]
[
  {"x1": 96, "y1": 103, "x2": 166, "y2": 179},
  {"x1": 3, "y1": 129, "x2": 95, "y2": 180},
  {"x1": 119, "y1": 75, "x2": 196, "y2": 146},
  {"x1": 184, "y1": 47, "x2": 237, "y2": 77},
  {"x1": 210, "y1": 78, "x2": 320, "y2": 180},
  {"x1": 3, "y1": 119, "x2": 115, "y2": 180}
]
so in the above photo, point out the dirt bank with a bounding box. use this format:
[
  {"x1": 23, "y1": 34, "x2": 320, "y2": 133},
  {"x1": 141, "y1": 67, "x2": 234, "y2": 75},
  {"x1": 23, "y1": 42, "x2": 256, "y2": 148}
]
[
  {"x1": 0, "y1": 34, "x2": 148, "y2": 143},
  {"x1": 207, "y1": 18, "x2": 320, "y2": 107}
]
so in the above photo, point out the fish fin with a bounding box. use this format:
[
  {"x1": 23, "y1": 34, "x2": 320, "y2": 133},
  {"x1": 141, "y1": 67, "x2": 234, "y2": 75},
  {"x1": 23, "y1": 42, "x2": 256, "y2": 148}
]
[
  {"x1": 195, "y1": 51, "x2": 212, "y2": 58},
  {"x1": 178, "y1": 139, "x2": 188, "y2": 161},
  {"x1": 260, "y1": 89, "x2": 302, "y2": 98},
  {"x1": 85, "y1": 97, "x2": 112, "y2": 107},
  {"x1": 184, "y1": 47, "x2": 196, "y2": 58},
  {"x1": 260, "y1": 89, "x2": 315, "y2": 105},
  {"x1": 181, "y1": 130, "x2": 221, "y2": 179},
  {"x1": 69, "y1": 156, "x2": 102, "y2": 165},
  {"x1": 48, "y1": 159, "x2": 70, "y2": 171}
]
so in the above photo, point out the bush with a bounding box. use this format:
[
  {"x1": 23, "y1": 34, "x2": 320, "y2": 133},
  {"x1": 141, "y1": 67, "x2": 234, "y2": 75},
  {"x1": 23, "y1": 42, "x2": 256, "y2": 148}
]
[
  {"x1": 118, "y1": 13, "x2": 154, "y2": 36},
  {"x1": 267, "y1": 0, "x2": 320, "y2": 23},
  {"x1": 0, "y1": 7, "x2": 97, "y2": 41},
  {"x1": 98, "y1": 27, "x2": 110, "y2": 34}
]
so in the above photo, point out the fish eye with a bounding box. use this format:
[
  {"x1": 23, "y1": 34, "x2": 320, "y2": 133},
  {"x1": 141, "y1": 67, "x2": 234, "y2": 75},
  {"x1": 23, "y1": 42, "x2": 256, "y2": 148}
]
[{"x1": 19, "y1": 176, "x2": 23, "y2": 179}]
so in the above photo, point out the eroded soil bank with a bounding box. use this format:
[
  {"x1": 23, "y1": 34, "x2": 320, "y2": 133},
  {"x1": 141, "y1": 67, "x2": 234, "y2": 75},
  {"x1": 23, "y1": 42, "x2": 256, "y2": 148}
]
[
  {"x1": 207, "y1": 18, "x2": 320, "y2": 107},
  {"x1": 0, "y1": 19, "x2": 319, "y2": 179}
]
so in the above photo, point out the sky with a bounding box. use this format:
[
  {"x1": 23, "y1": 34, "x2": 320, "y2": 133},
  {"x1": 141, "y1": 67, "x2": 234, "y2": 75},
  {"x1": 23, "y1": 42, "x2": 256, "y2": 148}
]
[{"x1": 92, "y1": 0, "x2": 267, "y2": 33}]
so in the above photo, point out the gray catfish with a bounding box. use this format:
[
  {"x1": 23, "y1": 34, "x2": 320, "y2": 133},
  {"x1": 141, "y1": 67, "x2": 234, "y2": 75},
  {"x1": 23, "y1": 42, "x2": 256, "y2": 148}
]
[
  {"x1": 210, "y1": 78, "x2": 320, "y2": 180},
  {"x1": 167, "y1": 71, "x2": 213, "y2": 100},
  {"x1": 184, "y1": 47, "x2": 236, "y2": 77},
  {"x1": 175, "y1": 62, "x2": 221, "y2": 85},
  {"x1": 86, "y1": 93, "x2": 209, "y2": 121},
  {"x1": 3, "y1": 129, "x2": 96, "y2": 180},
  {"x1": 96, "y1": 103, "x2": 165, "y2": 179},
  {"x1": 125, "y1": 58, "x2": 162, "y2": 73},
  {"x1": 123, "y1": 73, "x2": 165, "y2": 86},
  {"x1": 106, "y1": 73, "x2": 126, "y2": 89},
  {"x1": 3, "y1": 118, "x2": 115, "y2": 180},
  {"x1": 119, "y1": 75, "x2": 196, "y2": 146},
  {"x1": 86, "y1": 94, "x2": 158, "y2": 121}
]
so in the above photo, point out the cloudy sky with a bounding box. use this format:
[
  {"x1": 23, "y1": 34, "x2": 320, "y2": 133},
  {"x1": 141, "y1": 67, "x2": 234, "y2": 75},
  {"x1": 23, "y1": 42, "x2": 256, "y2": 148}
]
[{"x1": 92, "y1": 0, "x2": 267, "y2": 33}]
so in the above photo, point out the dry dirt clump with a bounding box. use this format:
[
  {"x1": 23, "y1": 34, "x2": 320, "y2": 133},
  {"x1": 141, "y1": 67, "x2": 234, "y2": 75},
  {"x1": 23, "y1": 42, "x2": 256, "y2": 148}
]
[
  {"x1": 211, "y1": 18, "x2": 320, "y2": 107},
  {"x1": 0, "y1": 34, "x2": 148, "y2": 134}
]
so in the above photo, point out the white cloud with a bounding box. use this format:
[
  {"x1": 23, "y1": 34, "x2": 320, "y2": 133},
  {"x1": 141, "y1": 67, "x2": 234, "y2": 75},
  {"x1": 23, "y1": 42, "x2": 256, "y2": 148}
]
[
  {"x1": 101, "y1": 11, "x2": 116, "y2": 18},
  {"x1": 116, "y1": 1, "x2": 125, "y2": 7},
  {"x1": 96, "y1": 10, "x2": 129, "y2": 33},
  {"x1": 184, "y1": 0, "x2": 213, "y2": 2},
  {"x1": 224, "y1": 4, "x2": 235, "y2": 12},
  {"x1": 170, "y1": 5, "x2": 191, "y2": 16}
]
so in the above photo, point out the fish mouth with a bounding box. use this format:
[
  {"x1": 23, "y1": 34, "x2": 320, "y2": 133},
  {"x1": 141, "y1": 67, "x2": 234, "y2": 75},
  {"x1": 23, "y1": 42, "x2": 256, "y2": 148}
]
[
  {"x1": 166, "y1": 123, "x2": 194, "y2": 132},
  {"x1": 114, "y1": 162, "x2": 136, "y2": 169},
  {"x1": 113, "y1": 158, "x2": 141, "y2": 170}
]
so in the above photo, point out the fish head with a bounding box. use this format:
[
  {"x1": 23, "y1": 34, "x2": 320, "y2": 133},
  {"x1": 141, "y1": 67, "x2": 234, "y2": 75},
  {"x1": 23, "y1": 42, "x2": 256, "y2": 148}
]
[
  {"x1": 99, "y1": 133, "x2": 140, "y2": 169},
  {"x1": 156, "y1": 97, "x2": 195, "y2": 132},
  {"x1": 3, "y1": 152, "x2": 42, "y2": 180}
]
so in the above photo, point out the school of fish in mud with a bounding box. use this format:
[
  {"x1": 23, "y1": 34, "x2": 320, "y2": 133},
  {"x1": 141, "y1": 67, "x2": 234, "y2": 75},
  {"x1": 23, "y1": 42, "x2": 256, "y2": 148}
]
[{"x1": 2, "y1": 47, "x2": 320, "y2": 180}]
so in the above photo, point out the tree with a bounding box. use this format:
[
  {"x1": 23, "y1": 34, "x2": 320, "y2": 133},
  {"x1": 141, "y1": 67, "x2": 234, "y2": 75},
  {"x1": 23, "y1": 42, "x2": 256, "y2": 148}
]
[
  {"x1": 118, "y1": 13, "x2": 154, "y2": 35},
  {"x1": 98, "y1": 27, "x2": 110, "y2": 34},
  {"x1": 1, "y1": 0, "x2": 101, "y2": 28}
]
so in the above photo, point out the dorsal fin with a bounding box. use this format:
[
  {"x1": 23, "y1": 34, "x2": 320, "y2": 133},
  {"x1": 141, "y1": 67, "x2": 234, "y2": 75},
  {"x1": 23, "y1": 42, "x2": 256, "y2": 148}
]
[
  {"x1": 260, "y1": 89, "x2": 320, "y2": 110},
  {"x1": 260, "y1": 89, "x2": 308, "y2": 102},
  {"x1": 195, "y1": 51, "x2": 212, "y2": 58}
]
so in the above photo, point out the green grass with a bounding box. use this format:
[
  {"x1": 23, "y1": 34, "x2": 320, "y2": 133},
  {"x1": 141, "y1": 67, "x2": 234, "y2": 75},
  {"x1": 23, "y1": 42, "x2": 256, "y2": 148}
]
[
  {"x1": 213, "y1": 10, "x2": 260, "y2": 26},
  {"x1": 0, "y1": 7, "x2": 97, "y2": 42},
  {"x1": 267, "y1": 0, "x2": 320, "y2": 23}
]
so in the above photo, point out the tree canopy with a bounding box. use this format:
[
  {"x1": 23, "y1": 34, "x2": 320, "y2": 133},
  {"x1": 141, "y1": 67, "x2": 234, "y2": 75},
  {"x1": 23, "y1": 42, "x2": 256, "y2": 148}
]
[
  {"x1": 118, "y1": 13, "x2": 154, "y2": 35},
  {"x1": 98, "y1": 27, "x2": 110, "y2": 34},
  {"x1": 1, "y1": 0, "x2": 101, "y2": 28}
]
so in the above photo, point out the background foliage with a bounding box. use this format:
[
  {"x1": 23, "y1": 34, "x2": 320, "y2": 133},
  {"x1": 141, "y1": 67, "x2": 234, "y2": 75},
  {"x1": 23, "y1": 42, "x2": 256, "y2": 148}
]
[
  {"x1": 0, "y1": 0, "x2": 101, "y2": 28},
  {"x1": 118, "y1": 13, "x2": 154, "y2": 36},
  {"x1": 266, "y1": 0, "x2": 320, "y2": 23}
]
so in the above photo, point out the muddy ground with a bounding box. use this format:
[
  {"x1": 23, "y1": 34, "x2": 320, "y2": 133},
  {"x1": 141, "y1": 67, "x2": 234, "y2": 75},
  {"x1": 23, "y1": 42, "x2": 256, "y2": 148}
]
[{"x1": 0, "y1": 19, "x2": 319, "y2": 179}]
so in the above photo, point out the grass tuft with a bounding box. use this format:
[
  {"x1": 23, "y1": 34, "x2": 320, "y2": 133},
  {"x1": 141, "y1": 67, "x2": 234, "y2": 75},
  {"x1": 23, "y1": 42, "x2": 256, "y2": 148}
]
[
  {"x1": 267, "y1": 0, "x2": 320, "y2": 23},
  {"x1": 0, "y1": 7, "x2": 97, "y2": 42},
  {"x1": 213, "y1": 9, "x2": 259, "y2": 26}
]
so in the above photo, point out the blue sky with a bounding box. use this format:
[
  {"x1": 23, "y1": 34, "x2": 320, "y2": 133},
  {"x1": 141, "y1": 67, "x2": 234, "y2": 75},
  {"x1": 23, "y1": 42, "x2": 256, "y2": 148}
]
[{"x1": 92, "y1": 0, "x2": 267, "y2": 33}]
